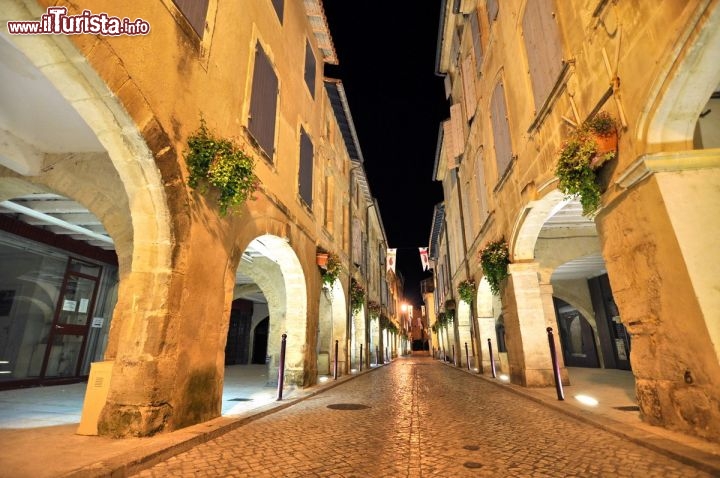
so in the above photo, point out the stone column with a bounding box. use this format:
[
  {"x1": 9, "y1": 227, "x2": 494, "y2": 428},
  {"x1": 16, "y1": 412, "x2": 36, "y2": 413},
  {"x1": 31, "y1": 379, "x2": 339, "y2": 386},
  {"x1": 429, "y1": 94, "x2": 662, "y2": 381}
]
[
  {"x1": 597, "y1": 151, "x2": 720, "y2": 442},
  {"x1": 502, "y1": 262, "x2": 560, "y2": 387},
  {"x1": 456, "y1": 301, "x2": 473, "y2": 368}
]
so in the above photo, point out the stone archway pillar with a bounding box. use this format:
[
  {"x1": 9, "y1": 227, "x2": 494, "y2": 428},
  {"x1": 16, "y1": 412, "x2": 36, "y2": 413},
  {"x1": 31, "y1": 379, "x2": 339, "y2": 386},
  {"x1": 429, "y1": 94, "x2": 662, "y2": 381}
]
[
  {"x1": 502, "y1": 262, "x2": 568, "y2": 387},
  {"x1": 597, "y1": 151, "x2": 720, "y2": 441},
  {"x1": 456, "y1": 301, "x2": 473, "y2": 368}
]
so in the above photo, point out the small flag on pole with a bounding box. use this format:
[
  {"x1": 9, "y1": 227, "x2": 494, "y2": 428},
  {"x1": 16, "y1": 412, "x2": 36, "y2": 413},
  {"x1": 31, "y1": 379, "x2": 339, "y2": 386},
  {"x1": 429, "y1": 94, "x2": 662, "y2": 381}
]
[
  {"x1": 419, "y1": 247, "x2": 429, "y2": 271},
  {"x1": 387, "y1": 248, "x2": 397, "y2": 273}
]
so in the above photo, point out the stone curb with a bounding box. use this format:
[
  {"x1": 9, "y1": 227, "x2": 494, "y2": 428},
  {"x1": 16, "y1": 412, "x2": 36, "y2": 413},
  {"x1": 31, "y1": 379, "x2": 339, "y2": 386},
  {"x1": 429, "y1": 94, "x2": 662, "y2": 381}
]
[
  {"x1": 61, "y1": 363, "x2": 387, "y2": 478},
  {"x1": 438, "y1": 360, "x2": 720, "y2": 476}
]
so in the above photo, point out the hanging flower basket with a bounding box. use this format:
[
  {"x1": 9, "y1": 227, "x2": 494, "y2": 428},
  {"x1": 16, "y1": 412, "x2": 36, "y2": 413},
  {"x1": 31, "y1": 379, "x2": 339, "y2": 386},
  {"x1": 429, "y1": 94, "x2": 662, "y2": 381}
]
[
  {"x1": 321, "y1": 252, "x2": 341, "y2": 289},
  {"x1": 457, "y1": 279, "x2": 476, "y2": 305},
  {"x1": 556, "y1": 112, "x2": 618, "y2": 216},
  {"x1": 367, "y1": 300, "x2": 381, "y2": 318},
  {"x1": 350, "y1": 278, "x2": 365, "y2": 315},
  {"x1": 480, "y1": 239, "x2": 510, "y2": 295},
  {"x1": 316, "y1": 252, "x2": 329, "y2": 268}
]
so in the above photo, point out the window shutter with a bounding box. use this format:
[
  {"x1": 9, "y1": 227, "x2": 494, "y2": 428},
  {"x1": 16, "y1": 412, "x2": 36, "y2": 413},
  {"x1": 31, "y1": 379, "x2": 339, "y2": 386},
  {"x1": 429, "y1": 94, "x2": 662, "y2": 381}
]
[
  {"x1": 490, "y1": 81, "x2": 513, "y2": 177},
  {"x1": 304, "y1": 40, "x2": 316, "y2": 98},
  {"x1": 443, "y1": 120, "x2": 456, "y2": 166},
  {"x1": 474, "y1": 149, "x2": 489, "y2": 221},
  {"x1": 469, "y1": 11, "x2": 483, "y2": 74},
  {"x1": 523, "y1": 0, "x2": 564, "y2": 110},
  {"x1": 172, "y1": 0, "x2": 209, "y2": 38},
  {"x1": 298, "y1": 127, "x2": 313, "y2": 207},
  {"x1": 352, "y1": 218, "x2": 362, "y2": 266},
  {"x1": 486, "y1": 0, "x2": 499, "y2": 23},
  {"x1": 248, "y1": 44, "x2": 279, "y2": 160},
  {"x1": 450, "y1": 103, "x2": 464, "y2": 156},
  {"x1": 461, "y1": 55, "x2": 477, "y2": 121},
  {"x1": 271, "y1": 0, "x2": 284, "y2": 23}
]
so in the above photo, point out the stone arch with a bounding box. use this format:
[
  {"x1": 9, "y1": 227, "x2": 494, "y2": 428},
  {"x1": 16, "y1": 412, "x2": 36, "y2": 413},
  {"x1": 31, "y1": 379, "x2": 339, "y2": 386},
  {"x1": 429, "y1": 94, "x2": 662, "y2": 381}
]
[
  {"x1": 509, "y1": 189, "x2": 568, "y2": 262},
  {"x1": 641, "y1": 2, "x2": 720, "y2": 147},
  {"x1": 351, "y1": 304, "x2": 366, "y2": 370},
  {"x1": 235, "y1": 234, "x2": 307, "y2": 386}
]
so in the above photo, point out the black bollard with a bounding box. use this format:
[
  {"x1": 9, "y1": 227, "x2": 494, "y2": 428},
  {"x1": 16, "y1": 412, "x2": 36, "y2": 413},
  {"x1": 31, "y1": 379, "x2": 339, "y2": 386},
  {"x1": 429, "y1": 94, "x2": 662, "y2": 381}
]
[
  {"x1": 360, "y1": 344, "x2": 363, "y2": 372},
  {"x1": 386, "y1": 346, "x2": 388, "y2": 363},
  {"x1": 452, "y1": 345, "x2": 456, "y2": 367},
  {"x1": 334, "y1": 339, "x2": 339, "y2": 380},
  {"x1": 488, "y1": 338, "x2": 497, "y2": 378},
  {"x1": 277, "y1": 333, "x2": 287, "y2": 401},
  {"x1": 376, "y1": 346, "x2": 379, "y2": 366},
  {"x1": 465, "y1": 342, "x2": 470, "y2": 370},
  {"x1": 546, "y1": 327, "x2": 564, "y2": 400}
]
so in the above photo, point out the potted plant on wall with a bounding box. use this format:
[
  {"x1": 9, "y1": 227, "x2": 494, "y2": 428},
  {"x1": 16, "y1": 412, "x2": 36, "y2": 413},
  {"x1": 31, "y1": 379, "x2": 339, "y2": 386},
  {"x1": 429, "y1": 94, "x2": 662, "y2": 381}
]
[
  {"x1": 367, "y1": 301, "x2": 381, "y2": 319},
  {"x1": 555, "y1": 112, "x2": 619, "y2": 216},
  {"x1": 320, "y1": 252, "x2": 341, "y2": 289},
  {"x1": 185, "y1": 118, "x2": 259, "y2": 216},
  {"x1": 457, "y1": 279, "x2": 476, "y2": 305},
  {"x1": 480, "y1": 239, "x2": 510, "y2": 295},
  {"x1": 350, "y1": 278, "x2": 365, "y2": 315}
]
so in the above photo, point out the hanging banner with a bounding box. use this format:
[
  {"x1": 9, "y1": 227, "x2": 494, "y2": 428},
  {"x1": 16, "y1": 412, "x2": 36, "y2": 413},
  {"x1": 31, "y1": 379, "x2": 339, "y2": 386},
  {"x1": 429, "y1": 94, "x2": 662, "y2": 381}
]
[
  {"x1": 419, "y1": 247, "x2": 429, "y2": 271},
  {"x1": 386, "y1": 248, "x2": 397, "y2": 273}
]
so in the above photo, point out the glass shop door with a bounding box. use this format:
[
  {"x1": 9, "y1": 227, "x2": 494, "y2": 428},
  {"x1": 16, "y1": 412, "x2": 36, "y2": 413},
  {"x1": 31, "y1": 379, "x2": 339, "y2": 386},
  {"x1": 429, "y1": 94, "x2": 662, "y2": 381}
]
[{"x1": 40, "y1": 258, "x2": 102, "y2": 380}]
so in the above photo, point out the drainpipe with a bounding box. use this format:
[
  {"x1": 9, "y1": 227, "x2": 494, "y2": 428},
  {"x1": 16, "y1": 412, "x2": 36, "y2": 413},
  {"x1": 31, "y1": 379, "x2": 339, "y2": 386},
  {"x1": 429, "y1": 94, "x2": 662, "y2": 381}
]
[{"x1": 365, "y1": 202, "x2": 375, "y2": 368}]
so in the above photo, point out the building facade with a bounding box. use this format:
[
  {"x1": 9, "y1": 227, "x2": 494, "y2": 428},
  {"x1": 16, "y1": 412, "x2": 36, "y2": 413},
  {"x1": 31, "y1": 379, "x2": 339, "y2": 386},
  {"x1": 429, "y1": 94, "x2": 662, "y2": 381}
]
[
  {"x1": 433, "y1": 0, "x2": 720, "y2": 442},
  {"x1": 0, "y1": 0, "x2": 399, "y2": 438}
]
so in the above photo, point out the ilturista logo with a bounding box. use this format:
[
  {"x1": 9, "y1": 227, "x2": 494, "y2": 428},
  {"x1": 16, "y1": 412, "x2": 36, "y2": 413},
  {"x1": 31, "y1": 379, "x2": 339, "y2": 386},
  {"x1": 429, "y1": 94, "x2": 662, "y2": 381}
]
[{"x1": 7, "y1": 7, "x2": 150, "y2": 36}]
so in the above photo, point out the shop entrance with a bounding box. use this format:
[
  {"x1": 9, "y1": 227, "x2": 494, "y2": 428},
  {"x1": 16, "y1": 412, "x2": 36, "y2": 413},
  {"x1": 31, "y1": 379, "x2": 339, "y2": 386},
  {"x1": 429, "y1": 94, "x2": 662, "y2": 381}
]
[{"x1": 41, "y1": 258, "x2": 101, "y2": 379}]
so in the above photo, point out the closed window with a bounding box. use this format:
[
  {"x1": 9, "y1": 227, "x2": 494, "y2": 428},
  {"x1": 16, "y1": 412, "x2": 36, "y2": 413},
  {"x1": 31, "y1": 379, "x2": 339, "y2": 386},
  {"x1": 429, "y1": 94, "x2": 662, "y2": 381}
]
[
  {"x1": 304, "y1": 40, "x2": 316, "y2": 98},
  {"x1": 271, "y1": 0, "x2": 284, "y2": 23},
  {"x1": 522, "y1": 0, "x2": 564, "y2": 111},
  {"x1": 469, "y1": 11, "x2": 483, "y2": 74},
  {"x1": 486, "y1": 0, "x2": 499, "y2": 24},
  {"x1": 490, "y1": 81, "x2": 513, "y2": 180},
  {"x1": 298, "y1": 127, "x2": 313, "y2": 207},
  {"x1": 172, "y1": 0, "x2": 209, "y2": 38},
  {"x1": 248, "y1": 43, "x2": 279, "y2": 160}
]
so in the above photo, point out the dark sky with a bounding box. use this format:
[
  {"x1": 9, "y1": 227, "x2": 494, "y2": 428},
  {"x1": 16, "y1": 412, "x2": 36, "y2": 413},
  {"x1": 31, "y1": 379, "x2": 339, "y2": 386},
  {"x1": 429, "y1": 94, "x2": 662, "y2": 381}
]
[{"x1": 323, "y1": 2, "x2": 448, "y2": 306}]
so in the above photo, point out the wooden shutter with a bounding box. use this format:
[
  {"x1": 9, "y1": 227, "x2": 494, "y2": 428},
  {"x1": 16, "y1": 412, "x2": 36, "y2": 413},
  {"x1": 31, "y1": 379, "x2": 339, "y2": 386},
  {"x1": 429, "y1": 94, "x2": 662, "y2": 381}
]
[
  {"x1": 304, "y1": 40, "x2": 316, "y2": 98},
  {"x1": 469, "y1": 10, "x2": 483, "y2": 74},
  {"x1": 298, "y1": 127, "x2": 313, "y2": 207},
  {"x1": 461, "y1": 55, "x2": 477, "y2": 121},
  {"x1": 523, "y1": 0, "x2": 564, "y2": 110},
  {"x1": 248, "y1": 44, "x2": 278, "y2": 160},
  {"x1": 352, "y1": 218, "x2": 362, "y2": 266},
  {"x1": 486, "y1": 0, "x2": 499, "y2": 23},
  {"x1": 172, "y1": 0, "x2": 209, "y2": 38},
  {"x1": 474, "y1": 149, "x2": 489, "y2": 222},
  {"x1": 271, "y1": 0, "x2": 284, "y2": 23},
  {"x1": 450, "y1": 103, "x2": 464, "y2": 155},
  {"x1": 491, "y1": 81, "x2": 513, "y2": 178}
]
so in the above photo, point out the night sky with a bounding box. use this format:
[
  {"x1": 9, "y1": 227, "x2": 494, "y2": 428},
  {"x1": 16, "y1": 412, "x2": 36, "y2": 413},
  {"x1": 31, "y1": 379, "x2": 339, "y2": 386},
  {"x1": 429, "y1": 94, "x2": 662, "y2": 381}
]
[{"x1": 323, "y1": 2, "x2": 448, "y2": 306}]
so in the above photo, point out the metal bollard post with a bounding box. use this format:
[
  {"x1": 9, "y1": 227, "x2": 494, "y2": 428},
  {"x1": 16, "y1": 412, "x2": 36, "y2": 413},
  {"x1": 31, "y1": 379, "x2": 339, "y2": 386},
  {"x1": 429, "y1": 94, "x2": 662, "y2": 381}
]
[
  {"x1": 546, "y1": 327, "x2": 564, "y2": 400},
  {"x1": 277, "y1": 333, "x2": 287, "y2": 401},
  {"x1": 376, "y1": 346, "x2": 379, "y2": 366},
  {"x1": 386, "y1": 346, "x2": 388, "y2": 363},
  {"x1": 465, "y1": 342, "x2": 470, "y2": 370},
  {"x1": 488, "y1": 338, "x2": 497, "y2": 378},
  {"x1": 452, "y1": 345, "x2": 456, "y2": 367},
  {"x1": 334, "y1": 339, "x2": 339, "y2": 380},
  {"x1": 360, "y1": 344, "x2": 363, "y2": 372}
]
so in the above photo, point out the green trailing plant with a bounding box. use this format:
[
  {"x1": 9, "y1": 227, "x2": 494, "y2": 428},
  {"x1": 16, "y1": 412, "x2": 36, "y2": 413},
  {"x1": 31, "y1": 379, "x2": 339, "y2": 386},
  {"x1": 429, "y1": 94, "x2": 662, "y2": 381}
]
[
  {"x1": 457, "y1": 279, "x2": 476, "y2": 305},
  {"x1": 556, "y1": 111, "x2": 618, "y2": 216},
  {"x1": 436, "y1": 312, "x2": 447, "y2": 327},
  {"x1": 367, "y1": 300, "x2": 381, "y2": 319},
  {"x1": 321, "y1": 252, "x2": 341, "y2": 289},
  {"x1": 350, "y1": 278, "x2": 365, "y2": 315},
  {"x1": 185, "y1": 119, "x2": 259, "y2": 216},
  {"x1": 480, "y1": 239, "x2": 510, "y2": 295}
]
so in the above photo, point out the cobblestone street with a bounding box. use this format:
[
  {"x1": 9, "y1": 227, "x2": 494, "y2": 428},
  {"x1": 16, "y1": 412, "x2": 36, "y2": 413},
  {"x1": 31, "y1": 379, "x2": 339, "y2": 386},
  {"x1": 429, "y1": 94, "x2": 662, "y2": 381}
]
[{"x1": 133, "y1": 356, "x2": 712, "y2": 477}]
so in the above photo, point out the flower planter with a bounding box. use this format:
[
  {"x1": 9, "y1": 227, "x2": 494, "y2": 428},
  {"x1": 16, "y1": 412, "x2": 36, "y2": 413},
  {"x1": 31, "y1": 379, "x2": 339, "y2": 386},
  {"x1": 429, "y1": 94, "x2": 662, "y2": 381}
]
[
  {"x1": 590, "y1": 132, "x2": 618, "y2": 169},
  {"x1": 316, "y1": 252, "x2": 329, "y2": 269}
]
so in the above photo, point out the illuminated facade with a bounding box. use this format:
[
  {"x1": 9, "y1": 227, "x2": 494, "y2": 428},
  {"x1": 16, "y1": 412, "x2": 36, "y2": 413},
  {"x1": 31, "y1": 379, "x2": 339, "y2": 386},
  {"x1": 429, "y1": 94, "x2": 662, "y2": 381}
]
[{"x1": 433, "y1": 0, "x2": 720, "y2": 442}]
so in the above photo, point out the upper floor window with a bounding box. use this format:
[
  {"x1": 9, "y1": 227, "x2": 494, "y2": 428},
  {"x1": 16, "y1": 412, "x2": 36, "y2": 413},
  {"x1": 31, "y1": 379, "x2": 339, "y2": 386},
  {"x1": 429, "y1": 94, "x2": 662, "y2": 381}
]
[
  {"x1": 304, "y1": 40, "x2": 316, "y2": 98},
  {"x1": 298, "y1": 127, "x2": 314, "y2": 207},
  {"x1": 490, "y1": 81, "x2": 513, "y2": 182},
  {"x1": 248, "y1": 43, "x2": 279, "y2": 161},
  {"x1": 522, "y1": 0, "x2": 564, "y2": 111},
  {"x1": 172, "y1": 0, "x2": 209, "y2": 38},
  {"x1": 469, "y1": 10, "x2": 483, "y2": 74},
  {"x1": 486, "y1": 0, "x2": 499, "y2": 24},
  {"x1": 271, "y1": 0, "x2": 284, "y2": 23}
]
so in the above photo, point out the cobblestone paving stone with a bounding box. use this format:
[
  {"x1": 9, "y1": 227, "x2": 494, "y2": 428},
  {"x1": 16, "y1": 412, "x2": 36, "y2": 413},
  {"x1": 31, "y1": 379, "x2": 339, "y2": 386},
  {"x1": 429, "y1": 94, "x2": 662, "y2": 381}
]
[{"x1": 133, "y1": 356, "x2": 713, "y2": 477}]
